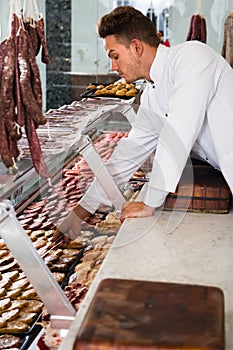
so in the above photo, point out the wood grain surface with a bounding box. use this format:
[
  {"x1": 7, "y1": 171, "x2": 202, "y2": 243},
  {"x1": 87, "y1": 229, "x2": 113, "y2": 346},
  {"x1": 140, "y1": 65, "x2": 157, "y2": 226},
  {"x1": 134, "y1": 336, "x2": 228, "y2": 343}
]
[
  {"x1": 165, "y1": 162, "x2": 231, "y2": 213},
  {"x1": 74, "y1": 278, "x2": 225, "y2": 350}
]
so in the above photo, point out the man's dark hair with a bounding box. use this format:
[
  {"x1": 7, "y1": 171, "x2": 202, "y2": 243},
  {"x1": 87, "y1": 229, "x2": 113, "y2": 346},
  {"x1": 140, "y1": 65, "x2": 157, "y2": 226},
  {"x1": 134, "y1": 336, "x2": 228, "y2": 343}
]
[{"x1": 97, "y1": 6, "x2": 161, "y2": 48}]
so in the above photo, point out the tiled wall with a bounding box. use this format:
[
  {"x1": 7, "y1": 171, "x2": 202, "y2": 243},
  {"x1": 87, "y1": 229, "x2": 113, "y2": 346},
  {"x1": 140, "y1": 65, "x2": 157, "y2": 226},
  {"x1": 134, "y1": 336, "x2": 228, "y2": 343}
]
[
  {"x1": 45, "y1": 0, "x2": 116, "y2": 109},
  {"x1": 46, "y1": 0, "x2": 72, "y2": 109}
]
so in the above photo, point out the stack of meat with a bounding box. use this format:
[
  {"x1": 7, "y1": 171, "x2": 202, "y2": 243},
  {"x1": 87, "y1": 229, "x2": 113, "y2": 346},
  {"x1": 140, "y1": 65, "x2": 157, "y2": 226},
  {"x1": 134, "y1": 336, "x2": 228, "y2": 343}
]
[
  {"x1": 186, "y1": 13, "x2": 207, "y2": 43},
  {"x1": 0, "y1": 9, "x2": 50, "y2": 178}
]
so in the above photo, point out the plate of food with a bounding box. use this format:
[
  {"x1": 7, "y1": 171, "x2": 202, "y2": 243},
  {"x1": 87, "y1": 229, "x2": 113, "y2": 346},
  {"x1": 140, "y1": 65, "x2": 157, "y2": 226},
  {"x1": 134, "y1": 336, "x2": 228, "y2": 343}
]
[{"x1": 81, "y1": 81, "x2": 139, "y2": 100}]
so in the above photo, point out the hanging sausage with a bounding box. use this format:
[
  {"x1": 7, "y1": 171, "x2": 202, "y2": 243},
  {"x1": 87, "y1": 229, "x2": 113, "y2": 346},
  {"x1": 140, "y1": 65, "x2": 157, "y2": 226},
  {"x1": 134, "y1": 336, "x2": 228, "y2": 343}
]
[
  {"x1": 221, "y1": 12, "x2": 233, "y2": 68},
  {"x1": 186, "y1": 13, "x2": 207, "y2": 43},
  {"x1": 0, "y1": 0, "x2": 50, "y2": 179}
]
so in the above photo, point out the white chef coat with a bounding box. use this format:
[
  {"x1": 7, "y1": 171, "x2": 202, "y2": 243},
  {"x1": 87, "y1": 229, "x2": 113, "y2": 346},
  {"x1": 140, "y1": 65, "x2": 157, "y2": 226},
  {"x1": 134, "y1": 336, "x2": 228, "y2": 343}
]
[{"x1": 79, "y1": 41, "x2": 233, "y2": 213}]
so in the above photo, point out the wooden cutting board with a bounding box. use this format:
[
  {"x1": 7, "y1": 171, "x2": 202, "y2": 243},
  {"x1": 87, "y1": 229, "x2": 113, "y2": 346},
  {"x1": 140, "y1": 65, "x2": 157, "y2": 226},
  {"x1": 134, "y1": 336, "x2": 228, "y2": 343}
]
[
  {"x1": 74, "y1": 278, "x2": 225, "y2": 350},
  {"x1": 165, "y1": 161, "x2": 231, "y2": 213}
]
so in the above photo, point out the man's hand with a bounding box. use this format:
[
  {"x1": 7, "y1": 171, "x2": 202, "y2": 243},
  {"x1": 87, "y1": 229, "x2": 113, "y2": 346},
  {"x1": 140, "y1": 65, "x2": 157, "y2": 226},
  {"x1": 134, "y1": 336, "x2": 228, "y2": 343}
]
[
  {"x1": 120, "y1": 201, "x2": 154, "y2": 222},
  {"x1": 52, "y1": 205, "x2": 90, "y2": 246}
]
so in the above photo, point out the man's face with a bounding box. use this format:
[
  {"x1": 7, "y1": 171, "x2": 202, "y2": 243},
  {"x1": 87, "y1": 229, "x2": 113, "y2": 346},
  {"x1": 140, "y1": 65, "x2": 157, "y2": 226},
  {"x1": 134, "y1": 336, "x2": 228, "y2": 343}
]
[{"x1": 104, "y1": 35, "x2": 142, "y2": 83}]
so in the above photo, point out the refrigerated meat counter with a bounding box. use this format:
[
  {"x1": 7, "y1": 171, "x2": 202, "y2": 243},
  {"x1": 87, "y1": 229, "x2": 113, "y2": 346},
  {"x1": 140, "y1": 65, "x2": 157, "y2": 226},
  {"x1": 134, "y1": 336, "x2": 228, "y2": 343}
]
[
  {"x1": 0, "y1": 97, "x2": 136, "y2": 349},
  {"x1": 1, "y1": 94, "x2": 232, "y2": 350}
]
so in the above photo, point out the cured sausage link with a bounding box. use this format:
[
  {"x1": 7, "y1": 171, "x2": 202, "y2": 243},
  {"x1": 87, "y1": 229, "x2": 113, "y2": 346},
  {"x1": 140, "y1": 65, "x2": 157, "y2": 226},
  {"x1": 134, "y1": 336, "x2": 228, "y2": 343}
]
[
  {"x1": 25, "y1": 115, "x2": 50, "y2": 179},
  {"x1": 18, "y1": 29, "x2": 47, "y2": 126},
  {"x1": 1, "y1": 37, "x2": 19, "y2": 139},
  {"x1": 11, "y1": 13, "x2": 25, "y2": 127},
  {"x1": 0, "y1": 119, "x2": 14, "y2": 168},
  {"x1": 186, "y1": 15, "x2": 195, "y2": 41},
  {"x1": 186, "y1": 14, "x2": 207, "y2": 43},
  {"x1": 200, "y1": 17, "x2": 207, "y2": 43},
  {"x1": 26, "y1": 21, "x2": 41, "y2": 57},
  {"x1": 28, "y1": 35, "x2": 43, "y2": 109},
  {"x1": 0, "y1": 40, "x2": 14, "y2": 168},
  {"x1": 37, "y1": 16, "x2": 50, "y2": 64},
  {"x1": 0, "y1": 40, "x2": 7, "y2": 85}
]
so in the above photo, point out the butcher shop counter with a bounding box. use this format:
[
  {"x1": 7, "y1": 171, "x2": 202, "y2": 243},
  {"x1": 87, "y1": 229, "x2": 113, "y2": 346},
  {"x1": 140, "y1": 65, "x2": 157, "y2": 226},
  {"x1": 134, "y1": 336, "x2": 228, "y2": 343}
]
[
  {"x1": 0, "y1": 97, "x2": 135, "y2": 208},
  {"x1": 57, "y1": 206, "x2": 233, "y2": 350}
]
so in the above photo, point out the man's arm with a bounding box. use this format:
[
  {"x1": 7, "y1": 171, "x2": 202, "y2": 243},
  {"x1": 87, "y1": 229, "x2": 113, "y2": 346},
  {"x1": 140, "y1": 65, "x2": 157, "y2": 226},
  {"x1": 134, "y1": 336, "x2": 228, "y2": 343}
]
[
  {"x1": 53, "y1": 108, "x2": 161, "y2": 242},
  {"x1": 78, "y1": 108, "x2": 160, "y2": 214},
  {"x1": 52, "y1": 205, "x2": 91, "y2": 245}
]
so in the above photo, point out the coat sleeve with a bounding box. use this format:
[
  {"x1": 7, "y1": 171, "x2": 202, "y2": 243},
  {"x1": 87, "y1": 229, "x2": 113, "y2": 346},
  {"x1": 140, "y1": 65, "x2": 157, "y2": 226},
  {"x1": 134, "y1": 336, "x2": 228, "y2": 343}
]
[{"x1": 78, "y1": 104, "x2": 162, "y2": 213}]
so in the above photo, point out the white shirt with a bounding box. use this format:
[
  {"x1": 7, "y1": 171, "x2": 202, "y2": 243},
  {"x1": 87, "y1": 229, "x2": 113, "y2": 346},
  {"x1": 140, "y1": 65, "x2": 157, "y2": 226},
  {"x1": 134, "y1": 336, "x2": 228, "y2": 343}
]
[{"x1": 79, "y1": 41, "x2": 233, "y2": 213}]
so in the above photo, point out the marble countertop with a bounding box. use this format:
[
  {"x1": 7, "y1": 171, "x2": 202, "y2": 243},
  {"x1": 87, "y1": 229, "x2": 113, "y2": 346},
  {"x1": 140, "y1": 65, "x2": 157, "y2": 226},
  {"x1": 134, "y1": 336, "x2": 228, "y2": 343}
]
[{"x1": 58, "y1": 208, "x2": 233, "y2": 349}]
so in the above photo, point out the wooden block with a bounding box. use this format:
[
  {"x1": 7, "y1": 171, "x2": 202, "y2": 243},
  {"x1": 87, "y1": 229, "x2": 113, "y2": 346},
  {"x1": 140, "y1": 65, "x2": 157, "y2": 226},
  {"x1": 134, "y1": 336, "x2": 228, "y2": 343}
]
[
  {"x1": 74, "y1": 278, "x2": 225, "y2": 350},
  {"x1": 165, "y1": 162, "x2": 231, "y2": 213}
]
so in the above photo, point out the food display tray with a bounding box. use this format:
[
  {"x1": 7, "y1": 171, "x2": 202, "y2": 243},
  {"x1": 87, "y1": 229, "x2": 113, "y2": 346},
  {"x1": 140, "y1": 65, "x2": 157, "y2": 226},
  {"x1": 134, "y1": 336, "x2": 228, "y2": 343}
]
[
  {"x1": 20, "y1": 324, "x2": 43, "y2": 350},
  {"x1": 80, "y1": 89, "x2": 135, "y2": 100},
  {"x1": 59, "y1": 248, "x2": 85, "y2": 287},
  {"x1": 80, "y1": 82, "x2": 139, "y2": 100}
]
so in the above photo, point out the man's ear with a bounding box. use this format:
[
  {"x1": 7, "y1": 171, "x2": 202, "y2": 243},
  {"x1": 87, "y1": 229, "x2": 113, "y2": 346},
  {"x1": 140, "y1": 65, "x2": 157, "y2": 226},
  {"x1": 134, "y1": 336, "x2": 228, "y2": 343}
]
[{"x1": 130, "y1": 39, "x2": 143, "y2": 56}]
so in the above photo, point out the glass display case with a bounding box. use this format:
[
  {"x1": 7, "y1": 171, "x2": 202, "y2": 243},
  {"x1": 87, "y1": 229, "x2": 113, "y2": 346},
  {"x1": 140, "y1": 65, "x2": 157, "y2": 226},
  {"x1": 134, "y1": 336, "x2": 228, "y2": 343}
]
[
  {"x1": 0, "y1": 1, "x2": 232, "y2": 347},
  {"x1": 0, "y1": 93, "x2": 136, "y2": 348}
]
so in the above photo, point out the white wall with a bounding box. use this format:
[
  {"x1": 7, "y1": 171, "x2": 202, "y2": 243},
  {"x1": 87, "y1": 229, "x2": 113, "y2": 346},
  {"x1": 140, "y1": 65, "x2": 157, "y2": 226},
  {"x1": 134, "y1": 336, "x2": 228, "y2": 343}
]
[
  {"x1": 71, "y1": 0, "x2": 233, "y2": 75},
  {"x1": 1, "y1": 1, "x2": 232, "y2": 91},
  {"x1": 169, "y1": 0, "x2": 233, "y2": 51},
  {"x1": 71, "y1": 0, "x2": 112, "y2": 74}
]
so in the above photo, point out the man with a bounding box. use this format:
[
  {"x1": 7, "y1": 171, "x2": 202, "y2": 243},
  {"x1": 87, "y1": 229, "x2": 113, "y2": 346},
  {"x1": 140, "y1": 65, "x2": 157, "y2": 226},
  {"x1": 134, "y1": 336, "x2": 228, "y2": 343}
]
[
  {"x1": 157, "y1": 30, "x2": 170, "y2": 47},
  {"x1": 53, "y1": 6, "x2": 233, "y2": 244}
]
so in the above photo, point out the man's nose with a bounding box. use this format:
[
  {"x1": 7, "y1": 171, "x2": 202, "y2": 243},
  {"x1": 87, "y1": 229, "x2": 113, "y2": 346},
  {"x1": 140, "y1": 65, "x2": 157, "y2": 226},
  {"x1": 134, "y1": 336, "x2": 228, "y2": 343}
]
[{"x1": 111, "y1": 61, "x2": 118, "y2": 72}]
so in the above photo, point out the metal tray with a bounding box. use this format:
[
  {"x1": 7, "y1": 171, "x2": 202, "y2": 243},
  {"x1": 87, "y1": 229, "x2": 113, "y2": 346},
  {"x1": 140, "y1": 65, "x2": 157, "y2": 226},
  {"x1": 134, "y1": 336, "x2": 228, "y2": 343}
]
[
  {"x1": 0, "y1": 311, "x2": 42, "y2": 339},
  {"x1": 20, "y1": 324, "x2": 43, "y2": 350},
  {"x1": 80, "y1": 82, "x2": 139, "y2": 100}
]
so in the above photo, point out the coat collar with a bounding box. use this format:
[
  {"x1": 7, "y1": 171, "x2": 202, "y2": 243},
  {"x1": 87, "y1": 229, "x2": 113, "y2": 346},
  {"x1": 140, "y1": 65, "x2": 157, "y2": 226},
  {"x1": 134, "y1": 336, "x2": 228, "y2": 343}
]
[{"x1": 148, "y1": 44, "x2": 169, "y2": 88}]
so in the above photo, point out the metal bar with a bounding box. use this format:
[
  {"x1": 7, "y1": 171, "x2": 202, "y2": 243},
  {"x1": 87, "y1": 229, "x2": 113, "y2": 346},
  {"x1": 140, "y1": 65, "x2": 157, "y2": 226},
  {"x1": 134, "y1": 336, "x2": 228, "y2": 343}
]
[{"x1": 77, "y1": 135, "x2": 125, "y2": 213}]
